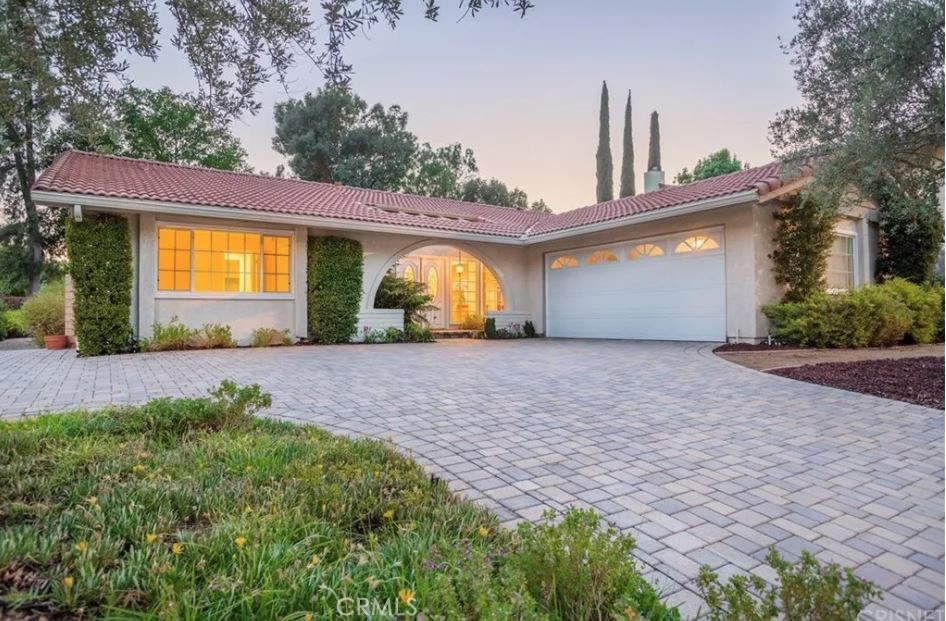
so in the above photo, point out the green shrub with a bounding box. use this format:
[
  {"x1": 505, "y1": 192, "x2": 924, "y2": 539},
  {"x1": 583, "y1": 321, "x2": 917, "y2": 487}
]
[
  {"x1": 511, "y1": 509, "x2": 680, "y2": 621},
  {"x1": 697, "y1": 548, "x2": 880, "y2": 621},
  {"x1": 459, "y1": 314, "x2": 484, "y2": 330},
  {"x1": 5, "y1": 308, "x2": 28, "y2": 337},
  {"x1": 250, "y1": 327, "x2": 293, "y2": 347},
  {"x1": 770, "y1": 193, "x2": 838, "y2": 302},
  {"x1": 0, "y1": 305, "x2": 8, "y2": 341},
  {"x1": 523, "y1": 320, "x2": 537, "y2": 337},
  {"x1": 190, "y1": 323, "x2": 236, "y2": 349},
  {"x1": 374, "y1": 271, "x2": 436, "y2": 326},
  {"x1": 66, "y1": 214, "x2": 134, "y2": 356},
  {"x1": 881, "y1": 278, "x2": 943, "y2": 344},
  {"x1": 21, "y1": 281, "x2": 65, "y2": 346},
  {"x1": 141, "y1": 318, "x2": 236, "y2": 351},
  {"x1": 764, "y1": 282, "x2": 922, "y2": 348},
  {"x1": 484, "y1": 316, "x2": 497, "y2": 339},
  {"x1": 403, "y1": 322, "x2": 434, "y2": 343},
  {"x1": 307, "y1": 237, "x2": 363, "y2": 343},
  {"x1": 360, "y1": 324, "x2": 435, "y2": 344}
]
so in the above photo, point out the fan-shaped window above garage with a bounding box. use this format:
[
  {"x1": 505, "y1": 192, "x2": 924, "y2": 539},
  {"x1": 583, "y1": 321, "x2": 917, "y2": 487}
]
[
  {"x1": 627, "y1": 243, "x2": 664, "y2": 260},
  {"x1": 550, "y1": 255, "x2": 579, "y2": 269},
  {"x1": 674, "y1": 235, "x2": 720, "y2": 254},
  {"x1": 587, "y1": 250, "x2": 619, "y2": 265}
]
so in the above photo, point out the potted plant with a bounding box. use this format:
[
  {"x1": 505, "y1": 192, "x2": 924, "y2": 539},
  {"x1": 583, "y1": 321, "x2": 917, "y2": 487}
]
[{"x1": 21, "y1": 282, "x2": 67, "y2": 349}]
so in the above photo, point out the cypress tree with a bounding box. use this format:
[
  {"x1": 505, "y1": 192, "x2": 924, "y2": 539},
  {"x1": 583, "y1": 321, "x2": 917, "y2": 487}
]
[
  {"x1": 595, "y1": 81, "x2": 614, "y2": 202},
  {"x1": 647, "y1": 111, "x2": 661, "y2": 170},
  {"x1": 619, "y1": 90, "x2": 635, "y2": 197}
]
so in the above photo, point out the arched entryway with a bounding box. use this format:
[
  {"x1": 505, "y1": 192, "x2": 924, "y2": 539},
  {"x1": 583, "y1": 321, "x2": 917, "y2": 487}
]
[{"x1": 376, "y1": 244, "x2": 506, "y2": 330}]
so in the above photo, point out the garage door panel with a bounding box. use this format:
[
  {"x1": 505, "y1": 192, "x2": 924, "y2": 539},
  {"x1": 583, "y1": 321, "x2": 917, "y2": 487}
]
[{"x1": 546, "y1": 229, "x2": 726, "y2": 341}]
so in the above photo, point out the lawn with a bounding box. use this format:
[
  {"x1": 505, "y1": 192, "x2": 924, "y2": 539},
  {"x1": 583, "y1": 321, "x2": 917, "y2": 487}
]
[{"x1": 0, "y1": 382, "x2": 677, "y2": 620}]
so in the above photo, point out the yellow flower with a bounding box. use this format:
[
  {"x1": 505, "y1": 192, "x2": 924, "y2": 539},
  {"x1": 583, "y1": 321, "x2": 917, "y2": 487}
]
[
  {"x1": 307, "y1": 554, "x2": 321, "y2": 568},
  {"x1": 304, "y1": 613, "x2": 314, "y2": 621},
  {"x1": 367, "y1": 576, "x2": 379, "y2": 589},
  {"x1": 382, "y1": 509, "x2": 394, "y2": 520},
  {"x1": 625, "y1": 606, "x2": 637, "y2": 621},
  {"x1": 146, "y1": 533, "x2": 158, "y2": 544},
  {"x1": 234, "y1": 536, "x2": 247, "y2": 549},
  {"x1": 63, "y1": 576, "x2": 74, "y2": 589},
  {"x1": 397, "y1": 589, "x2": 415, "y2": 605},
  {"x1": 86, "y1": 496, "x2": 97, "y2": 505},
  {"x1": 478, "y1": 526, "x2": 490, "y2": 538},
  {"x1": 74, "y1": 541, "x2": 88, "y2": 553},
  {"x1": 133, "y1": 463, "x2": 147, "y2": 473},
  {"x1": 171, "y1": 543, "x2": 184, "y2": 555}
]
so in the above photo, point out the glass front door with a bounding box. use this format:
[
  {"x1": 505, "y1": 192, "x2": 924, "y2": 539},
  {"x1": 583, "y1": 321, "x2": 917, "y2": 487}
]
[{"x1": 450, "y1": 259, "x2": 478, "y2": 325}]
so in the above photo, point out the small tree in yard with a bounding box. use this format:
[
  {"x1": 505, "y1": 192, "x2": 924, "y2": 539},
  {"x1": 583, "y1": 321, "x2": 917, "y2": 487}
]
[
  {"x1": 675, "y1": 148, "x2": 746, "y2": 184},
  {"x1": 374, "y1": 271, "x2": 436, "y2": 326},
  {"x1": 874, "y1": 176, "x2": 944, "y2": 284},
  {"x1": 770, "y1": 193, "x2": 838, "y2": 302}
]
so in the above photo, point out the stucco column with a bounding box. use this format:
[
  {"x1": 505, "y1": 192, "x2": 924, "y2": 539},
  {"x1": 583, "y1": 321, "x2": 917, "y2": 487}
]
[
  {"x1": 138, "y1": 213, "x2": 156, "y2": 338},
  {"x1": 293, "y1": 226, "x2": 308, "y2": 338}
]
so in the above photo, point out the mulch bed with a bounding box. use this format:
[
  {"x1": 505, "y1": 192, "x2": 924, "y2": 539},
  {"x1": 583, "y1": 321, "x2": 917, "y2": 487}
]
[
  {"x1": 715, "y1": 342, "x2": 795, "y2": 353},
  {"x1": 769, "y1": 356, "x2": 945, "y2": 409}
]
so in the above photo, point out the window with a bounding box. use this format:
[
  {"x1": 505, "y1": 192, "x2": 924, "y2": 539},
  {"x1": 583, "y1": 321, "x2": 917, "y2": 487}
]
[
  {"x1": 451, "y1": 259, "x2": 478, "y2": 324},
  {"x1": 403, "y1": 264, "x2": 415, "y2": 282},
  {"x1": 826, "y1": 235, "x2": 855, "y2": 290},
  {"x1": 674, "y1": 235, "x2": 720, "y2": 254},
  {"x1": 157, "y1": 226, "x2": 291, "y2": 294},
  {"x1": 483, "y1": 268, "x2": 505, "y2": 312},
  {"x1": 425, "y1": 266, "x2": 438, "y2": 298},
  {"x1": 628, "y1": 243, "x2": 664, "y2": 260},
  {"x1": 587, "y1": 250, "x2": 619, "y2": 265},
  {"x1": 550, "y1": 255, "x2": 578, "y2": 269}
]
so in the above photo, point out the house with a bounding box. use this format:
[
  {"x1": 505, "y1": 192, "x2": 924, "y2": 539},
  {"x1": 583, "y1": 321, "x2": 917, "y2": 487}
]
[{"x1": 31, "y1": 151, "x2": 878, "y2": 344}]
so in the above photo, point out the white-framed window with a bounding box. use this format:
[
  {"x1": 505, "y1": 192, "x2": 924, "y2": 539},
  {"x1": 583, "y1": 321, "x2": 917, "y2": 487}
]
[
  {"x1": 627, "y1": 243, "x2": 664, "y2": 260},
  {"x1": 826, "y1": 234, "x2": 856, "y2": 291},
  {"x1": 550, "y1": 255, "x2": 579, "y2": 269},
  {"x1": 157, "y1": 224, "x2": 292, "y2": 295},
  {"x1": 586, "y1": 249, "x2": 619, "y2": 265}
]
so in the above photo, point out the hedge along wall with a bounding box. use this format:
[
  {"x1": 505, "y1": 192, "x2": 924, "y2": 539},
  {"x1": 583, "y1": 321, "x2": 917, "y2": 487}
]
[
  {"x1": 65, "y1": 213, "x2": 134, "y2": 355},
  {"x1": 307, "y1": 236, "x2": 364, "y2": 343}
]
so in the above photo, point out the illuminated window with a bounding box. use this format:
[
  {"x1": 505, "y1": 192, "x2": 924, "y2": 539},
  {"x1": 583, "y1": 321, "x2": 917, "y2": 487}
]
[
  {"x1": 628, "y1": 243, "x2": 664, "y2": 260},
  {"x1": 158, "y1": 228, "x2": 192, "y2": 291},
  {"x1": 587, "y1": 250, "x2": 619, "y2": 265},
  {"x1": 451, "y1": 259, "x2": 478, "y2": 324},
  {"x1": 426, "y1": 266, "x2": 438, "y2": 298},
  {"x1": 550, "y1": 255, "x2": 578, "y2": 269},
  {"x1": 826, "y1": 235, "x2": 855, "y2": 290},
  {"x1": 483, "y1": 268, "x2": 505, "y2": 312},
  {"x1": 158, "y1": 227, "x2": 291, "y2": 293},
  {"x1": 674, "y1": 235, "x2": 720, "y2": 254},
  {"x1": 403, "y1": 265, "x2": 415, "y2": 282}
]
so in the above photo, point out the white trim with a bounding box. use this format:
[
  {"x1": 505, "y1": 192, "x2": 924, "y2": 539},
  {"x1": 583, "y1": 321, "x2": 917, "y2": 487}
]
[{"x1": 33, "y1": 188, "x2": 759, "y2": 246}]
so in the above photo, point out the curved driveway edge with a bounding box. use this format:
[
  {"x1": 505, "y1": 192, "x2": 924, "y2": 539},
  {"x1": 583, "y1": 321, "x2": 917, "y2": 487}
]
[{"x1": 0, "y1": 339, "x2": 942, "y2": 616}]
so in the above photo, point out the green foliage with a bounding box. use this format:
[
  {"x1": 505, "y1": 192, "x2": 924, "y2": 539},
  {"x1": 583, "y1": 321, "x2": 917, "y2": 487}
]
[
  {"x1": 512, "y1": 510, "x2": 680, "y2": 621},
  {"x1": 875, "y1": 177, "x2": 944, "y2": 283},
  {"x1": 140, "y1": 317, "x2": 236, "y2": 352},
  {"x1": 360, "y1": 324, "x2": 435, "y2": 344},
  {"x1": 115, "y1": 87, "x2": 248, "y2": 170},
  {"x1": 674, "y1": 148, "x2": 747, "y2": 184},
  {"x1": 65, "y1": 214, "x2": 134, "y2": 356},
  {"x1": 770, "y1": 0, "x2": 943, "y2": 208},
  {"x1": 697, "y1": 548, "x2": 880, "y2": 621},
  {"x1": 484, "y1": 316, "x2": 497, "y2": 339},
  {"x1": 5, "y1": 309, "x2": 27, "y2": 338},
  {"x1": 373, "y1": 272, "x2": 436, "y2": 326},
  {"x1": 459, "y1": 314, "x2": 485, "y2": 331},
  {"x1": 619, "y1": 90, "x2": 635, "y2": 197},
  {"x1": 524, "y1": 320, "x2": 537, "y2": 338},
  {"x1": 402, "y1": 142, "x2": 478, "y2": 198},
  {"x1": 403, "y1": 322, "x2": 435, "y2": 343},
  {"x1": 307, "y1": 237, "x2": 363, "y2": 344},
  {"x1": 0, "y1": 305, "x2": 8, "y2": 341},
  {"x1": 770, "y1": 193, "x2": 838, "y2": 302},
  {"x1": 762, "y1": 280, "x2": 945, "y2": 347},
  {"x1": 647, "y1": 111, "x2": 661, "y2": 171},
  {"x1": 596, "y1": 81, "x2": 614, "y2": 203},
  {"x1": 21, "y1": 281, "x2": 65, "y2": 346},
  {"x1": 250, "y1": 327, "x2": 294, "y2": 347}
]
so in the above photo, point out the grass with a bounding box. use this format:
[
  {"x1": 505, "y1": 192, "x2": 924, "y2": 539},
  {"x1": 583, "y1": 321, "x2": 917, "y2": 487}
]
[{"x1": 0, "y1": 382, "x2": 678, "y2": 620}]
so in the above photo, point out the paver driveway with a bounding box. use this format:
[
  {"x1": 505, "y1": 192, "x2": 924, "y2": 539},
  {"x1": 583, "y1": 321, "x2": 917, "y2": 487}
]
[{"x1": 1, "y1": 339, "x2": 942, "y2": 615}]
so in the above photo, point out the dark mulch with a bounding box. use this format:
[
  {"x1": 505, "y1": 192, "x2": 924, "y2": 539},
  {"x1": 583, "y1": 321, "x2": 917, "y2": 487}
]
[
  {"x1": 714, "y1": 342, "x2": 795, "y2": 353},
  {"x1": 769, "y1": 356, "x2": 945, "y2": 409}
]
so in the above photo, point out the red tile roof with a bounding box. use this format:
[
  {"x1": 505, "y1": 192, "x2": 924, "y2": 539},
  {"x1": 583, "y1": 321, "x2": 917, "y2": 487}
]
[{"x1": 32, "y1": 151, "x2": 783, "y2": 240}]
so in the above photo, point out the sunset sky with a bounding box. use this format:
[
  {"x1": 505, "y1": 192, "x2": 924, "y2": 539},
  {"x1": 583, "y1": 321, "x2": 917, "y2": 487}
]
[{"x1": 126, "y1": 1, "x2": 802, "y2": 212}]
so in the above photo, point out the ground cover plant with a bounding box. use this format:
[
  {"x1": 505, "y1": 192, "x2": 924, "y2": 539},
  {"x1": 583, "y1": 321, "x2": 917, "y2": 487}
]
[{"x1": 0, "y1": 382, "x2": 678, "y2": 620}]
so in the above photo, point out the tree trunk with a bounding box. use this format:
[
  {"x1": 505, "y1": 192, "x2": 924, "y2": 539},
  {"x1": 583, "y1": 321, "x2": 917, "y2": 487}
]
[{"x1": 7, "y1": 98, "x2": 42, "y2": 293}]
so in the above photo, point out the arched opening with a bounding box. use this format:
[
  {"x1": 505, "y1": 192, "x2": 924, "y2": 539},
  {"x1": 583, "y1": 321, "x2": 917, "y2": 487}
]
[{"x1": 374, "y1": 244, "x2": 506, "y2": 330}]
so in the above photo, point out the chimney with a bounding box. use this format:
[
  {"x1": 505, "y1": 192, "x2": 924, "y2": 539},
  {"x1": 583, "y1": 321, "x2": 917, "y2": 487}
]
[{"x1": 644, "y1": 111, "x2": 664, "y2": 192}]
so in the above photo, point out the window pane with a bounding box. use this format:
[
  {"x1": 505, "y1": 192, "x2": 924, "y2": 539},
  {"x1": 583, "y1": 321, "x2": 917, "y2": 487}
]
[
  {"x1": 276, "y1": 237, "x2": 290, "y2": 254},
  {"x1": 263, "y1": 236, "x2": 276, "y2": 254},
  {"x1": 174, "y1": 271, "x2": 190, "y2": 290},
  {"x1": 276, "y1": 275, "x2": 290, "y2": 292},
  {"x1": 212, "y1": 230, "x2": 228, "y2": 250},
  {"x1": 194, "y1": 251, "x2": 211, "y2": 271},
  {"x1": 175, "y1": 229, "x2": 191, "y2": 249},
  {"x1": 158, "y1": 229, "x2": 175, "y2": 249},
  {"x1": 245, "y1": 234, "x2": 260, "y2": 253},
  {"x1": 194, "y1": 229, "x2": 212, "y2": 251},
  {"x1": 194, "y1": 272, "x2": 212, "y2": 291},
  {"x1": 159, "y1": 248, "x2": 174, "y2": 269},
  {"x1": 826, "y1": 236, "x2": 854, "y2": 290},
  {"x1": 229, "y1": 232, "x2": 245, "y2": 252},
  {"x1": 264, "y1": 274, "x2": 276, "y2": 292},
  {"x1": 175, "y1": 250, "x2": 190, "y2": 271},
  {"x1": 276, "y1": 255, "x2": 289, "y2": 274},
  {"x1": 158, "y1": 270, "x2": 175, "y2": 290}
]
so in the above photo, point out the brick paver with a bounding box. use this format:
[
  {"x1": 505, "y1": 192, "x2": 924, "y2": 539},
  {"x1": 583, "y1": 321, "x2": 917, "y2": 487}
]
[{"x1": 0, "y1": 339, "x2": 942, "y2": 616}]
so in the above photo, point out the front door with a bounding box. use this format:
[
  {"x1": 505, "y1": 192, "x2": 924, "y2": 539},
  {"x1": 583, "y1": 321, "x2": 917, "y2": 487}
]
[{"x1": 422, "y1": 261, "x2": 447, "y2": 329}]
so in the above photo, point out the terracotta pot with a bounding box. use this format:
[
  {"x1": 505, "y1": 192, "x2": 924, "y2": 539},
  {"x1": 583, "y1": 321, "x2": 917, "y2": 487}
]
[{"x1": 44, "y1": 334, "x2": 68, "y2": 350}]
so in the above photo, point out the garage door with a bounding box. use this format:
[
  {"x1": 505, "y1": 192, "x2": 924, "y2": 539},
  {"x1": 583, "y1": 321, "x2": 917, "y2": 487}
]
[{"x1": 545, "y1": 227, "x2": 726, "y2": 341}]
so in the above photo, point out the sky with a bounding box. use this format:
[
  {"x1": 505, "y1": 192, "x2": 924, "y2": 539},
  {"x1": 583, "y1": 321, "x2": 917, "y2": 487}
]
[{"x1": 125, "y1": 1, "x2": 803, "y2": 213}]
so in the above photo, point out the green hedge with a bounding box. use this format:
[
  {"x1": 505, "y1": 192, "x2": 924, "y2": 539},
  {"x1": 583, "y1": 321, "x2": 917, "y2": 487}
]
[
  {"x1": 66, "y1": 214, "x2": 134, "y2": 355},
  {"x1": 763, "y1": 279, "x2": 944, "y2": 348},
  {"x1": 307, "y1": 236, "x2": 363, "y2": 343}
]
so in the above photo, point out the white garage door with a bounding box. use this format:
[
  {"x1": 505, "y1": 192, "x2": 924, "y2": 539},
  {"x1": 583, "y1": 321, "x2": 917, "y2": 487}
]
[{"x1": 545, "y1": 227, "x2": 726, "y2": 341}]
